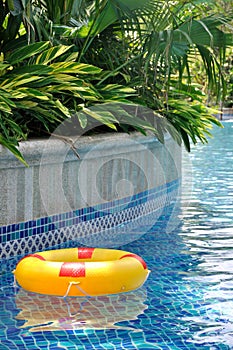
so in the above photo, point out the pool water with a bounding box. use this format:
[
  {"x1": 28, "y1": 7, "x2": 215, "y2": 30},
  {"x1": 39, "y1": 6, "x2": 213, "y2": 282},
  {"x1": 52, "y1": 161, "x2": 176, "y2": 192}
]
[{"x1": 1, "y1": 121, "x2": 233, "y2": 349}]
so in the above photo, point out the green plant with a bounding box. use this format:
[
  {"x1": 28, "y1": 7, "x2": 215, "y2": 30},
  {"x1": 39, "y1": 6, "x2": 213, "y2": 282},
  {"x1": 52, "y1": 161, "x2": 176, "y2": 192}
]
[
  {"x1": 63, "y1": 0, "x2": 230, "y2": 150},
  {"x1": 161, "y1": 83, "x2": 222, "y2": 151},
  {"x1": 0, "y1": 42, "x2": 143, "y2": 164},
  {"x1": 223, "y1": 50, "x2": 233, "y2": 107},
  {"x1": 2, "y1": 40, "x2": 174, "y2": 164},
  {"x1": 0, "y1": 0, "x2": 232, "y2": 163}
]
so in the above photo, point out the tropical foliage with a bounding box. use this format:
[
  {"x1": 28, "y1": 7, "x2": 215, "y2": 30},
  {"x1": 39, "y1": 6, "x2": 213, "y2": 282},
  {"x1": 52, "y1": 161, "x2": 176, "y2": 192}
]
[
  {"x1": 0, "y1": 42, "x2": 141, "y2": 164},
  {"x1": 0, "y1": 0, "x2": 233, "y2": 162}
]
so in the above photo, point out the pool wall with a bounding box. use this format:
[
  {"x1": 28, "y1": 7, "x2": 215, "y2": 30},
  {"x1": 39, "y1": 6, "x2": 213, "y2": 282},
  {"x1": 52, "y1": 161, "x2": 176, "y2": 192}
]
[{"x1": 0, "y1": 132, "x2": 181, "y2": 259}]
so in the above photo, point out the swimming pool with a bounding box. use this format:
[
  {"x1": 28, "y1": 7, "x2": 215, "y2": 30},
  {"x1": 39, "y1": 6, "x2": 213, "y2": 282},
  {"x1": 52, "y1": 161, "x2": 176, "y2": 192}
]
[{"x1": 1, "y1": 121, "x2": 233, "y2": 349}]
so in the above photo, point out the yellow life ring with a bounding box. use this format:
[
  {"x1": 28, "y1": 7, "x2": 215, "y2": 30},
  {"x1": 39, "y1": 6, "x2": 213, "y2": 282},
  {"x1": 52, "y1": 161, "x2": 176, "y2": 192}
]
[{"x1": 14, "y1": 247, "x2": 150, "y2": 297}]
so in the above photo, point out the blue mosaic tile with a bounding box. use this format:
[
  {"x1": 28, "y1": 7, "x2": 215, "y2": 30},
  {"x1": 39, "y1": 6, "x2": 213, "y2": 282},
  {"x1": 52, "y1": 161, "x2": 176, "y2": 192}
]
[{"x1": 0, "y1": 179, "x2": 180, "y2": 258}]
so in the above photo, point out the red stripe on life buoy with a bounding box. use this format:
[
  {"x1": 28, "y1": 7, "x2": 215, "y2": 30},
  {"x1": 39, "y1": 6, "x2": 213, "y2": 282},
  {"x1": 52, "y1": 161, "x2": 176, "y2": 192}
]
[
  {"x1": 31, "y1": 254, "x2": 46, "y2": 261},
  {"x1": 120, "y1": 254, "x2": 147, "y2": 269},
  {"x1": 59, "y1": 262, "x2": 86, "y2": 277},
  {"x1": 17, "y1": 253, "x2": 46, "y2": 264},
  {"x1": 78, "y1": 247, "x2": 95, "y2": 259}
]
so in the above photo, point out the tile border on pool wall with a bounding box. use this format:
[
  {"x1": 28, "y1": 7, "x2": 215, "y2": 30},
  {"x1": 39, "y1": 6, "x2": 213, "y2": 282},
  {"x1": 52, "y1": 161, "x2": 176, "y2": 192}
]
[{"x1": 0, "y1": 179, "x2": 180, "y2": 259}]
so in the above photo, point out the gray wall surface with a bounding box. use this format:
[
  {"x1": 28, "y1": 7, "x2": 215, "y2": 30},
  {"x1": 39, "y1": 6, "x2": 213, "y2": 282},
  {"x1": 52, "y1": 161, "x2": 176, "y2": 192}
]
[{"x1": 0, "y1": 132, "x2": 181, "y2": 226}]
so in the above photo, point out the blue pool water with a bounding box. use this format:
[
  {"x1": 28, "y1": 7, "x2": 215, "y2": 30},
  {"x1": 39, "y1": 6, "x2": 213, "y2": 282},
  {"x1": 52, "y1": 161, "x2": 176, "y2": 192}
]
[{"x1": 1, "y1": 121, "x2": 233, "y2": 349}]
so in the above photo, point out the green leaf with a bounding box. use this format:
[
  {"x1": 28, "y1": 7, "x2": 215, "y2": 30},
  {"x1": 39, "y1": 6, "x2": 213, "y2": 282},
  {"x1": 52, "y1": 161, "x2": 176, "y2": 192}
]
[
  {"x1": 35, "y1": 45, "x2": 73, "y2": 65},
  {"x1": 0, "y1": 135, "x2": 28, "y2": 166},
  {"x1": 7, "y1": 42, "x2": 51, "y2": 65},
  {"x1": 0, "y1": 101, "x2": 12, "y2": 113},
  {"x1": 2, "y1": 75, "x2": 43, "y2": 89},
  {"x1": 0, "y1": 92, "x2": 16, "y2": 108},
  {"x1": 50, "y1": 62, "x2": 102, "y2": 75},
  {"x1": 100, "y1": 84, "x2": 136, "y2": 93},
  {"x1": 80, "y1": 106, "x2": 118, "y2": 130},
  {"x1": 77, "y1": 112, "x2": 87, "y2": 128},
  {"x1": 23, "y1": 76, "x2": 58, "y2": 88},
  {"x1": 17, "y1": 88, "x2": 51, "y2": 100},
  {"x1": 9, "y1": 90, "x2": 28, "y2": 98},
  {"x1": 7, "y1": 0, "x2": 15, "y2": 11},
  {"x1": 10, "y1": 65, "x2": 53, "y2": 75},
  {"x1": 15, "y1": 100, "x2": 38, "y2": 108},
  {"x1": 0, "y1": 63, "x2": 11, "y2": 73},
  {"x1": 54, "y1": 99, "x2": 72, "y2": 118}
]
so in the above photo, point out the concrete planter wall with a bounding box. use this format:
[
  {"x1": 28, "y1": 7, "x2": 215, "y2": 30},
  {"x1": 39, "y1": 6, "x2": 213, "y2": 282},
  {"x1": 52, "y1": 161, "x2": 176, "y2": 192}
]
[{"x1": 0, "y1": 132, "x2": 181, "y2": 259}]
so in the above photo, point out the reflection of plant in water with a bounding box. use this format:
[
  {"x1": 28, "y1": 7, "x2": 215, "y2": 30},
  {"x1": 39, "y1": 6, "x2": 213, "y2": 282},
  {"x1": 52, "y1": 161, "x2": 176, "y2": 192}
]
[{"x1": 15, "y1": 288, "x2": 148, "y2": 332}]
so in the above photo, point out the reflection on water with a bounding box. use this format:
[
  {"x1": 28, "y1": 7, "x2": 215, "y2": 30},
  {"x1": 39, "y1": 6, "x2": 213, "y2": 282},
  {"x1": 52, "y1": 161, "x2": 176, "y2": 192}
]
[
  {"x1": 15, "y1": 288, "x2": 147, "y2": 332},
  {"x1": 178, "y1": 122, "x2": 233, "y2": 347},
  {"x1": 180, "y1": 227, "x2": 233, "y2": 347}
]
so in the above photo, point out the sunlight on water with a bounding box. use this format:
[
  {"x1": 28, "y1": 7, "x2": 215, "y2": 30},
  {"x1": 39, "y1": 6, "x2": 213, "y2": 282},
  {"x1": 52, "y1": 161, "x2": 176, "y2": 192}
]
[{"x1": 178, "y1": 122, "x2": 233, "y2": 348}]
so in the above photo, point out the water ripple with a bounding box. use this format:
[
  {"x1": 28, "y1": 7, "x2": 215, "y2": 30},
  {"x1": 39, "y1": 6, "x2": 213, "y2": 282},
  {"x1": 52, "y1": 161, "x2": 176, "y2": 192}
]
[{"x1": 178, "y1": 122, "x2": 233, "y2": 348}]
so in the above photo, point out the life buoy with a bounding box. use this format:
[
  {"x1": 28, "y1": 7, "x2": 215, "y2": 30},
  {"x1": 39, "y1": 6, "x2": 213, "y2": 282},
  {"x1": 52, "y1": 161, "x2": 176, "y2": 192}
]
[{"x1": 14, "y1": 247, "x2": 150, "y2": 297}]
